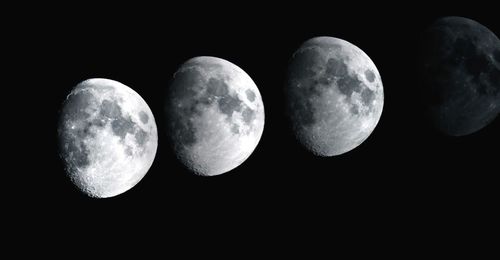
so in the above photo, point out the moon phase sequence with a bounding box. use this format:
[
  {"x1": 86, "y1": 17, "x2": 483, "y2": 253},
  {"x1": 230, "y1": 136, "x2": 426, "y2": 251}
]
[
  {"x1": 285, "y1": 37, "x2": 384, "y2": 156},
  {"x1": 56, "y1": 17, "x2": 500, "y2": 197},
  {"x1": 165, "y1": 56, "x2": 265, "y2": 176},
  {"x1": 58, "y1": 79, "x2": 158, "y2": 198}
]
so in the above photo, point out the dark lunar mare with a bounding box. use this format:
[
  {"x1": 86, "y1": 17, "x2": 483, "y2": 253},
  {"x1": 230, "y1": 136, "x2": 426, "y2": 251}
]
[{"x1": 420, "y1": 16, "x2": 500, "y2": 136}]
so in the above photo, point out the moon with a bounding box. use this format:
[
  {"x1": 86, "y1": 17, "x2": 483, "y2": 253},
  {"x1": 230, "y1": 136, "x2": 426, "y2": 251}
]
[
  {"x1": 285, "y1": 37, "x2": 384, "y2": 156},
  {"x1": 57, "y1": 78, "x2": 158, "y2": 198},
  {"x1": 419, "y1": 16, "x2": 500, "y2": 136},
  {"x1": 165, "y1": 56, "x2": 265, "y2": 176}
]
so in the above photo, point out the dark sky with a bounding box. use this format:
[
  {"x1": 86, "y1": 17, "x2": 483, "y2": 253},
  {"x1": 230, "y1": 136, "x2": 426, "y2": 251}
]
[{"x1": 9, "y1": 2, "x2": 498, "y2": 249}]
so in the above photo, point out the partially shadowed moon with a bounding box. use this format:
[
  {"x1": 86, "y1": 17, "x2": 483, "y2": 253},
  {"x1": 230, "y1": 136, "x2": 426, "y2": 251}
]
[
  {"x1": 285, "y1": 37, "x2": 384, "y2": 156},
  {"x1": 420, "y1": 16, "x2": 500, "y2": 136},
  {"x1": 166, "y1": 56, "x2": 264, "y2": 176},
  {"x1": 58, "y1": 78, "x2": 158, "y2": 198}
]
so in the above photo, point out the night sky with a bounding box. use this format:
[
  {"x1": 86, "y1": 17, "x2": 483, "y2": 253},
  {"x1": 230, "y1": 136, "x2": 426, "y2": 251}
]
[{"x1": 9, "y1": 1, "x2": 498, "y2": 250}]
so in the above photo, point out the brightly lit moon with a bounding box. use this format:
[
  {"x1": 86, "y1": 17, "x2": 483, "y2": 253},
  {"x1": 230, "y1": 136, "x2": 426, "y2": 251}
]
[
  {"x1": 166, "y1": 56, "x2": 265, "y2": 176},
  {"x1": 57, "y1": 78, "x2": 158, "y2": 198},
  {"x1": 285, "y1": 37, "x2": 384, "y2": 156}
]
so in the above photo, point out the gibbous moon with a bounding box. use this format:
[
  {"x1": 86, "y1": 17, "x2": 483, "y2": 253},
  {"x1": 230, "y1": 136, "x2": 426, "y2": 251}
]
[
  {"x1": 166, "y1": 56, "x2": 265, "y2": 176},
  {"x1": 285, "y1": 37, "x2": 384, "y2": 156},
  {"x1": 419, "y1": 16, "x2": 500, "y2": 136},
  {"x1": 57, "y1": 78, "x2": 158, "y2": 198}
]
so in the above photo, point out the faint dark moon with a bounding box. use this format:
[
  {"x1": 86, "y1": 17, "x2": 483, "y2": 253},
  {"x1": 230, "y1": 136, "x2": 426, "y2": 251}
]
[{"x1": 420, "y1": 16, "x2": 500, "y2": 136}]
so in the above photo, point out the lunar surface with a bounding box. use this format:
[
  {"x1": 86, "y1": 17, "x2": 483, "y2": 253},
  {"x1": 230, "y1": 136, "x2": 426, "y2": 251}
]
[
  {"x1": 420, "y1": 16, "x2": 500, "y2": 136},
  {"x1": 58, "y1": 78, "x2": 158, "y2": 198},
  {"x1": 166, "y1": 56, "x2": 264, "y2": 176},
  {"x1": 285, "y1": 37, "x2": 384, "y2": 156}
]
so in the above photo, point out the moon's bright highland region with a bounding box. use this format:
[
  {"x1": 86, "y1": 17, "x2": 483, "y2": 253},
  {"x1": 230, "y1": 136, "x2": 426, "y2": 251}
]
[
  {"x1": 286, "y1": 37, "x2": 384, "y2": 156},
  {"x1": 166, "y1": 56, "x2": 264, "y2": 176},
  {"x1": 58, "y1": 78, "x2": 158, "y2": 198}
]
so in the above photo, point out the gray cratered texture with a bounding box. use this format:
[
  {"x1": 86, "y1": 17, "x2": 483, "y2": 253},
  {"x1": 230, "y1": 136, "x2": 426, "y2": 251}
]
[
  {"x1": 58, "y1": 78, "x2": 158, "y2": 198},
  {"x1": 285, "y1": 37, "x2": 384, "y2": 156},
  {"x1": 166, "y1": 56, "x2": 264, "y2": 176},
  {"x1": 420, "y1": 16, "x2": 500, "y2": 136}
]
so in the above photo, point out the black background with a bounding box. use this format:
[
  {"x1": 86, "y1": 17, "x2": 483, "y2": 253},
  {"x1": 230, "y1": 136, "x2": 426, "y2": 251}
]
[{"x1": 9, "y1": 1, "x2": 498, "y2": 251}]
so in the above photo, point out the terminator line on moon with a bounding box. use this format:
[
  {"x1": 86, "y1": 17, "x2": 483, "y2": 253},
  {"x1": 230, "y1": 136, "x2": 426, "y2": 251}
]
[
  {"x1": 285, "y1": 37, "x2": 384, "y2": 156},
  {"x1": 166, "y1": 56, "x2": 265, "y2": 176},
  {"x1": 58, "y1": 78, "x2": 158, "y2": 198}
]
